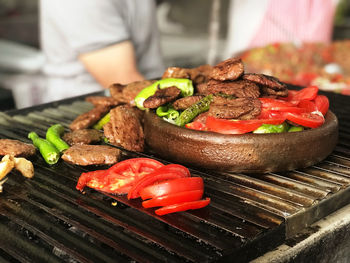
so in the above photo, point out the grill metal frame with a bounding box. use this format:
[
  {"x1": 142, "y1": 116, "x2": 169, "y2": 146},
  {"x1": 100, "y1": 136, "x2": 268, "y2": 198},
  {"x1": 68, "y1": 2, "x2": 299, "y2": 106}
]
[{"x1": 0, "y1": 89, "x2": 349, "y2": 262}]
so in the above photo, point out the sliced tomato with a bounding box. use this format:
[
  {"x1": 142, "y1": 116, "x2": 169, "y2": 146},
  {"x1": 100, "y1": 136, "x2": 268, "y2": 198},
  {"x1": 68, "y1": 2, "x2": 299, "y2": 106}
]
[
  {"x1": 185, "y1": 121, "x2": 206, "y2": 131},
  {"x1": 108, "y1": 158, "x2": 164, "y2": 177},
  {"x1": 142, "y1": 190, "x2": 203, "y2": 208},
  {"x1": 297, "y1": 100, "x2": 317, "y2": 113},
  {"x1": 259, "y1": 98, "x2": 294, "y2": 108},
  {"x1": 76, "y1": 158, "x2": 164, "y2": 194},
  {"x1": 155, "y1": 198, "x2": 211, "y2": 216},
  {"x1": 206, "y1": 116, "x2": 285, "y2": 134},
  {"x1": 286, "y1": 86, "x2": 319, "y2": 105},
  {"x1": 140, "y1": 177, "x2": 204, "y2": 200},
  {"x1": 127, "y1": 164, "x2": 191, "y2": 199},
  {"x1": 314, "y1": 95, "x2": 329, "y2": 116},
  {"x1": 258, "y1": 109, "x2": 286, "y2": 119},
  {"x1": 285, "y1": 112, "x2": 325, "y2": 128}
]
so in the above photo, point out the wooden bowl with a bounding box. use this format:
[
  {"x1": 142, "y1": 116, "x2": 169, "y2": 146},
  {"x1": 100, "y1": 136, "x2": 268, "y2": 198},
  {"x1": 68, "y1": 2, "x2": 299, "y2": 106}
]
[{"x1": 144, "y1": 111, "x2": 338, "y2": 173}]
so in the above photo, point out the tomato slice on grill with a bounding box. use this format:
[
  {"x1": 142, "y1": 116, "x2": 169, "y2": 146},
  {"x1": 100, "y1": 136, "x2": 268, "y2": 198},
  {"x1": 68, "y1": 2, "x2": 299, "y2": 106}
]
[
  {"x1": 155, "y1": 198, "x2": 211, "y2": 216},
  {"x1": 140, "y1": 177, "x2": 204, "y2": 200},
  {"x1": 127, "y1": 164, "x2": 191, "y2": 199},
  {"x1": 142, "y1": 190, "x2": 204, "y2": 208}
]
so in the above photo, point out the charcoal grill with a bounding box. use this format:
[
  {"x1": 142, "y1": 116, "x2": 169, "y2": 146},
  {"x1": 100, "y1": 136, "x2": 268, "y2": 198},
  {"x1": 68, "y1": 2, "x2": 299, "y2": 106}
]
[{"x1": 0, "y1": 89, "x2": 349, "y2": 262}]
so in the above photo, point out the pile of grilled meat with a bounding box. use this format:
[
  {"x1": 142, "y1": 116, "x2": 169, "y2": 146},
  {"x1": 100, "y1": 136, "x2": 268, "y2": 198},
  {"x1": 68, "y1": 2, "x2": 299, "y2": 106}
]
[{"x1": 61, "y1": 57, "x2": 289, "y2": 165}]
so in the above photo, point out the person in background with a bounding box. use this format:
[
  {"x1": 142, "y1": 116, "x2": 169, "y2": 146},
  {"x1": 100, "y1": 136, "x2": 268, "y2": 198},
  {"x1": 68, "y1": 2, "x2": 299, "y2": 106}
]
[
  {"x1": 224, "y1": 0, "x2": 340, "y2": 58},
  {"x1": 38, "y1": 0, "x2": 164, "y2": 105}
]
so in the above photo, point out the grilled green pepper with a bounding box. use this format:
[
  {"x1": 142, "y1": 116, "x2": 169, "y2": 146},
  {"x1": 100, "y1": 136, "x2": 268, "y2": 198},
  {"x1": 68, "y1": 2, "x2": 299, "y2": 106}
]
[
  {"x1": 135, "y1": 78, "x2": 194, "y2": 110},
  {"x1": 253, "y1": 122, "x2": 289, "y2": 134},
  {"x1": 46, "y1": 124, "x2": 69, "y2": 152},
  {"x1": 288, "y1": 126, "x2": 304, "y2": 132},
  {"x1": 93, "y1": 112, "x2": 110, "y2": 130},
  {"x1": 156, "y1": 105, "x2": 179, "y2": 124},
  {"x1": 175, "y1": 94, "x2": 213, "y2": 127},
  {"x1": 28, "y1": 132, "x2": 60, "y2": 165}
]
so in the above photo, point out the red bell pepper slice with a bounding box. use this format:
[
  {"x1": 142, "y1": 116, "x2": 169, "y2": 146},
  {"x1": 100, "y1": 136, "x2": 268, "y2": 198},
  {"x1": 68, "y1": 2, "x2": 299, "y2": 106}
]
[
  {"x1": 314, "y1": 95, "x2": 329, "y2": 116},
  {"x1": 140, "y1": 177, "x2": 204, "y2": 200},
  {"x1": 285, "y1": 112, "x2": 325, "y2": 128},
  {"x1": 127, "y1": 164, "x2": 191, "y2": 199},
  {"x1": 142, "y1": 189, "x2": 204, "y2": 208},
  {"x1": 155, "y1": 198, "x2": 211, "y2": 216},
  {"x1": 206, "y1": 116, "x2": 285, "y2": 134},
  {"x1": 76, "y1": 158, "x2": 164, "y2": 194}
]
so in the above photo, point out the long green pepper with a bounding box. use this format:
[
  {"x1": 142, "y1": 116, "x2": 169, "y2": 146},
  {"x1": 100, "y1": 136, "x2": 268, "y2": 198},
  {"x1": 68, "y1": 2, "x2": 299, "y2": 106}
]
[
  {"x1": 28, "y1": 132, "x2": 60, "y2": 165},
  {"x1": 175, "y1": 94, "x2": 213, "y2": 127},
  {"x1": 46, "y1": 124, "x2": 70, "y2": 152}
]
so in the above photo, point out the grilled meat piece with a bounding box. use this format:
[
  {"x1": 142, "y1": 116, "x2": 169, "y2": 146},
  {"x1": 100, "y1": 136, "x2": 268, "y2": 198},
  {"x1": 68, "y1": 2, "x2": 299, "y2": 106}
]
[
  {"x1": 196, "y1": 82, "x2": 210, "y2": 95},
  {"x1": 207, "y1": 79, "x2": 260, "y2": 98},
  {"x1": 109, "y1": 80, "x2": 155, "y2": 105},
  {"x1": 209, "y1": 58, "x2": 244, "y2": 81},
  {"x1": 261, "y1": 86, "x2": 289, "y2": 97},
  {"x1": 0, "y1": 139, "x2": 36, "y2": 157},
  {"x1": 242, "y1": 73, "x2": 287, "y2": 90},
  {"x1": 85, "y1": 96, "x2": 121, "y2": 108},
  {"x1": 104, "y1": 105, "x2": 144, "y2": 152},
  {"x1": 143, "y1": 86, "x2": 181, "y2": 109},
  {"x1": 172, "y1": 95, "x2": 205, "y2": 110},
  {"x1": 70, "y1": 106, "x2": 110, "y2": 131},
  {"x1": 162, "y1": 64, "x2": 213, "y2": 85},
  {"x1": 62, "y1": 145, "x2": 120, "y2": 166},
  {"x1": 208, "y1": 98, "x2": 261, "y2": 120},
  {"x1": 62, "y1": 129, "x2": 102, "y2": 146}
]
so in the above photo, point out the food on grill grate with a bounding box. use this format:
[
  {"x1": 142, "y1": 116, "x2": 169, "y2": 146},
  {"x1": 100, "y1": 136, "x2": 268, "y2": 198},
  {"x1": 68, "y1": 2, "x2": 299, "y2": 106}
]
[
  {"x1": 104, "y1": 105, "x2": 144, "y2": 152},
  {"x1": 143, "y1": 86, "x2": 182, "y2": 109},
  {"x1": 62, "y1": 129, "x2": 103, "y2": 146},
  {"x1": 85, "y1": 96, "x2": 121, "y2": 108},
  {"x1": 28, "y1": 131, "x2": 60, "y2": 165},
  {"x1": 46, "y1": 124, "x2": 70, "y2": 153},
  {"x1": 62, "y1": 144, "x2": 121, "y2": 166},
  {"x1": 0, "y1": 139, "x2": 36, "y2": 157},
  {"x1": 69, "y1": 105, "x2": 111, "y2": 131},
  {"x1": 3, "y1": 155, "x2": 34, "y2": 178}
]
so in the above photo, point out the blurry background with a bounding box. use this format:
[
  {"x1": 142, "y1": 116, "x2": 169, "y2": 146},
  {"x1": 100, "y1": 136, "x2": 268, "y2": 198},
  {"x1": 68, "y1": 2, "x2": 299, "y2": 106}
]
[{"x1": 0, "y1": 0, "x2": 350, "y2": 110}]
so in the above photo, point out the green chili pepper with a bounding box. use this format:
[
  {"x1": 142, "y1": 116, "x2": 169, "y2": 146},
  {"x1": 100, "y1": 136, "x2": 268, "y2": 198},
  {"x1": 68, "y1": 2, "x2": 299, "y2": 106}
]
[
  {"x1": 156, "y1": 105, "x2": 180, "y2": 123},
  {"x1": 175, "y1": 94, "x2": 213, "y2": 127},
  {"x1": 28, "y1": 132, "x2": 60, "y2": 165},
  {"x1": 93, "y1": 112, "x2": 110, "y2": 130},
  {"x1": 288, "y1": 126, "x2": 304, "y2": 132},
  {"x1": 46, "y1": 124, "x2": 70, "y2": 152},
  {"x1": 253, "y1": 122, "x2": 289, "y2": 134},
  {"x1": 135, "y1": 78, "x2": 194, "y2": 110}
]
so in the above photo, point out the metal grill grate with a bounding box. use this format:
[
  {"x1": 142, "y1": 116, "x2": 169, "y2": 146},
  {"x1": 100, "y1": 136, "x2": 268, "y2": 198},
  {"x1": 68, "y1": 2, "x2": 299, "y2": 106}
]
[{"x1": 0, "y1": 90, "x2": 349, "y2": 262}]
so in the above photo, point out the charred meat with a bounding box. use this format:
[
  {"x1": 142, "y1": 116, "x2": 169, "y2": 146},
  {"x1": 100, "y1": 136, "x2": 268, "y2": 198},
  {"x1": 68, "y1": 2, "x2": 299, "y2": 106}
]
[
  {"x1": 172, "y1": 95, "x2": 205, "y2": 110},
  {"x1": 162, "y1": 64, "x2": 213, "y2": 85},
  {"x1": 104, "y1": 105, "x2": 144, "y2": 152},
  {"x1": 209, "y1": 58, "x2": 244, "y2": 81},
  {"x1": 69, "y1": 106, "x2": 110, "y2": 131},
  {"x1": 208, "y1": 98, "x2": 261, "y2": 120},
  {"x1": 143, "y1": 86, "x2": 181, "y2": 109},
  {"x1": 62, "y1": 129, "x2": 102, "y2": 146},
  {"x1": 0, "y1": 139, "x2": 36, "y2": 157},
  {"x1": 62, "y1": 144, "x2": 121, "y2": 166},
  {"x1": 207, "y1": 79, "x2": 260, "y2": 98},
  {"x1": 242, "y1": 73, "x2": 288, "y2": 97}
]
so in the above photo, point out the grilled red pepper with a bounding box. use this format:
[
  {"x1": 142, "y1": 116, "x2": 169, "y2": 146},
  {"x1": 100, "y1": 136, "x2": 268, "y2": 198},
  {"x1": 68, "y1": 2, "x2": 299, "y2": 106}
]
[{"x1": 155, "y1": 198, "x2": 211, "y2": 216}]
